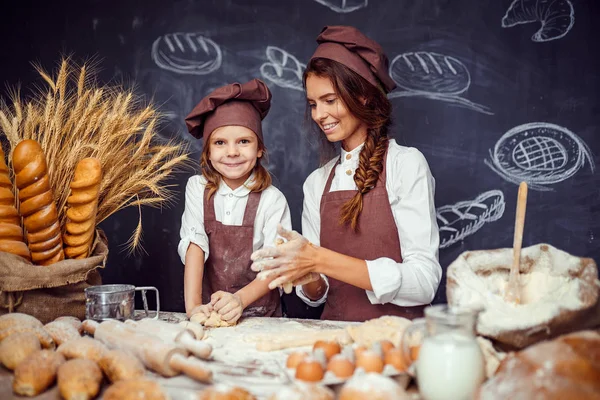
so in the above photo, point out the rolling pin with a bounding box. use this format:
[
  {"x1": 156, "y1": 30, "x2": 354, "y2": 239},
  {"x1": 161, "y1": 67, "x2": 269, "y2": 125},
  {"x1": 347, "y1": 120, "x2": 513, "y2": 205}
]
[
  {"x1": 82, "y1": 320, "x2": 212, "y2": 383},
  {"x1": 124, "y1": 318, "x2": 212, "y2": 359}
]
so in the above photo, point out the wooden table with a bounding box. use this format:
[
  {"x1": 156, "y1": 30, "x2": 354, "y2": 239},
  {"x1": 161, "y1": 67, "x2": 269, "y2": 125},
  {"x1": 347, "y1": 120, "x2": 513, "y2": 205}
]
[{"x1": 0, "y1": 311, "x2": 420, "y2": 399}]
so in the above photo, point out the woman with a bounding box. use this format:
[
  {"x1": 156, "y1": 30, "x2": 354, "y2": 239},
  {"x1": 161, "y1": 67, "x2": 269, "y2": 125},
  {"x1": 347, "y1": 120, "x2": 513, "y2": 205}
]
[{"x1": 251, "y1": 26, "x2": 441, "y2": 322}]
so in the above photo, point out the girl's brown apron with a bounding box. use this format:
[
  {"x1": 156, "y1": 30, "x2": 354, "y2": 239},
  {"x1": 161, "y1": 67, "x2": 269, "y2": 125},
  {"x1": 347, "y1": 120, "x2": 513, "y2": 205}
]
[
  {"x1": 319, "y1": 148, "x2": 426, "y2": 322},
  {"x1": 202, "y1": 188, "x2": 281, "y2": 317}
]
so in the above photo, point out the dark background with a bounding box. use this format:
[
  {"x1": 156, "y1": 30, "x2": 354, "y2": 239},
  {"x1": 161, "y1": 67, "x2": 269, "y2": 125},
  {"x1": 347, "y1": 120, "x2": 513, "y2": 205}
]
[{"x1": 1, "y1": 0, "x2": 598, "y2": 316}]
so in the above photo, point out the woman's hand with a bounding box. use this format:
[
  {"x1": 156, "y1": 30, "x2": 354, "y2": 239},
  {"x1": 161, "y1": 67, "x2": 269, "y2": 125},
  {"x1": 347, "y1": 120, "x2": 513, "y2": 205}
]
[
  {"x1": 211, "y1": 291, "x2": 243, "y2": 324},
  {"x1": 251, "y1": 225, "x2": 320, "y2": 289}
]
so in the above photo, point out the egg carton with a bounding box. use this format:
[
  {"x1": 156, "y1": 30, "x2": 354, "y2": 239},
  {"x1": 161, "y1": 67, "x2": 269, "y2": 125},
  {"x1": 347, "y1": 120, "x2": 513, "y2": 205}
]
[{"x1": 282, "y1": 364, "x2": 411, "y2": 389}]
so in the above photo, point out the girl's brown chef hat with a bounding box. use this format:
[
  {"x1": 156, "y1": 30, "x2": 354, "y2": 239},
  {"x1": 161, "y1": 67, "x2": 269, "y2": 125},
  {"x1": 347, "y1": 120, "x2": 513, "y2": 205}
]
[
  {"x1": 185, "y1": 78, "x2": 272, "y2": 141},
  {"x1": 310, "y1": 25, "x2": 397, "y2": 94}
]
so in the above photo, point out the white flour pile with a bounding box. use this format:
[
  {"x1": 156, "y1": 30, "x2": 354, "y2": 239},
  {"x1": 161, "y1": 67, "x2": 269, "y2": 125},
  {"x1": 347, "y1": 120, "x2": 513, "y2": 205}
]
[{"x1": 447, "y1": 243, "x2": 593, "y2": 337}]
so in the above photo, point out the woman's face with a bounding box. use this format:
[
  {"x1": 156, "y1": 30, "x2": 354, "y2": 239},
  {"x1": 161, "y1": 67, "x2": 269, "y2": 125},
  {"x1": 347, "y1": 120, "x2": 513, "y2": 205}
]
[
  {"x1": 208, "y1": 125, "x2": 262, "y2": 189},
  {"x1": 306, "y1": 73, "x2": 368, "y2": 151}
]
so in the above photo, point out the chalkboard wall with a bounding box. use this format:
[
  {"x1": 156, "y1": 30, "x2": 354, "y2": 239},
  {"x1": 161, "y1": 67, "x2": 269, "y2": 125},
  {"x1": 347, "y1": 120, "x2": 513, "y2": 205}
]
[{"x1": 1, "y1": 0, "x2": 598, "y2": 315}]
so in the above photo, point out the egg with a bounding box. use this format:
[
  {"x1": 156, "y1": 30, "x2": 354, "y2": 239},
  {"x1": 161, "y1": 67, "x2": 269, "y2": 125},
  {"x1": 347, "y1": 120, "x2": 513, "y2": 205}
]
[
  {"x1": 286, "y1": 351, "x2": 309, "y2": 369},
  {"x1": 295, "y1": 359, "x2": 325, "y2": 382},
  {"x1": 327, "y1": 355, "x2": 355, "y2": 378},
  {"x1": 352, "y1": 344, "x2": 367, "y2": 359},
  {"x1": 356, "y1": 350, "x2": 384, "y2": 373},
  {"x1": 313, "y1": 340, "x2": 341, "y2": 361},
  {"x1": 410, "y1": 345, "x2": 421, "y2": 362},
  {"x1": 379, "y1": 340, "x2": 395, "y2": 355},
  {"x1": 384, "y1": 348, "x2": 406, "y2": 372}
]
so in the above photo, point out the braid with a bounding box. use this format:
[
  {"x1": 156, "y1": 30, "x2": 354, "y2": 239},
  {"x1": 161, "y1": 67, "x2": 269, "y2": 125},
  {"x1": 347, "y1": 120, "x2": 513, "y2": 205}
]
[{"x1": 339, "y1": 129, "x2": 388, "y2": 231}]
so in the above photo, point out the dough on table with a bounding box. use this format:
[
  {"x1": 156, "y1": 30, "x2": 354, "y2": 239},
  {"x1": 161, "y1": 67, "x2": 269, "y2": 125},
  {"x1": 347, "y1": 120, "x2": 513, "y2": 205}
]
[
  {"x1": 346, "y1": 316, "x2": 412, "y2": 348},
  {"x1": 190, "y1": 311, "x2": 236, "y2": 328}
]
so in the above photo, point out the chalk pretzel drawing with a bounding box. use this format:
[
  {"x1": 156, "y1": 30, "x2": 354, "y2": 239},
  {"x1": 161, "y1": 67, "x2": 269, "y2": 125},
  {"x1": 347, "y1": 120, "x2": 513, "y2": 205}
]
[
  {"x1": 388, "y1": 52, "x2": 493, "y2": 115},
  {"x1": 502, "y1": 0, "x2": 575, "y2": 42},
  {"x1": 260, "y1": 46, "x2": 306, "y2": 91},
  {"x1": 437, "y1": 190, "x2": 505, "y2": 249},
  {"x1": 314, "y1": 0, "x2": 368, "y2": 13},
  {"x1": 485, "y1": 122, "x2": 594, "y2": 191},
  {"x1": 152, "y1": 32, "x2": 222, "y2": 75}
]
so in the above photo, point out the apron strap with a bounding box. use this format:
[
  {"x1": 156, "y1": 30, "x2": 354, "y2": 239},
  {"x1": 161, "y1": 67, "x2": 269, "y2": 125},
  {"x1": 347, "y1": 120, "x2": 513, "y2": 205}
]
[
  {"x1": 203, "y1": 187, "x2": 217, "y2": 222},
  {"x1": 242, "y1": 191, "x2": 262, "y2": 227}
]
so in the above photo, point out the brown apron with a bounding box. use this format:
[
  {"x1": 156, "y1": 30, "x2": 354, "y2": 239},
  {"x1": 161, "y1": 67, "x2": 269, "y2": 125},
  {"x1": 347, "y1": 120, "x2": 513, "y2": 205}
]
[
  {"x1": 319, "y1": 148, "x2": 427, "y2": 322},
  {"x1": 202, "y1": 188, "x2": 281, "y2": 317}
]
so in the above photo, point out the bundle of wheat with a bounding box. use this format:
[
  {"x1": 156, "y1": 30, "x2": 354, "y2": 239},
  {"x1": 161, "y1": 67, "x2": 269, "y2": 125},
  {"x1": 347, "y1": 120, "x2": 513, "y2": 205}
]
[{"x1": 0, "y1": 57, "x2": 191, "y2": 253}]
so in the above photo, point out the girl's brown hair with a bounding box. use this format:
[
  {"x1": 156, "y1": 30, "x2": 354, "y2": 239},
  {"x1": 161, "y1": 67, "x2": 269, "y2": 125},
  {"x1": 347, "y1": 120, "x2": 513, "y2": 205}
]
[
  {"x1": 303, "y1": 58, "x2": 393, "y2": 231},
  {"x1": 200, "y1": 133, "x2": 272, "y2": 200}
]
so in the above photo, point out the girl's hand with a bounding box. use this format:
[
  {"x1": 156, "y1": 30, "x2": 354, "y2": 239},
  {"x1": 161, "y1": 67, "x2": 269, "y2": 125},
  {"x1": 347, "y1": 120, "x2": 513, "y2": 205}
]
[
  {"x1": 211, "y1": 291, "x2": 243, "y2": 324},
  {"x1": 188, "y1": 303, "x2": 212, "y2": 321},
  {"x1": 251, "y1": 225, "x2": 319, "y2": 289}
]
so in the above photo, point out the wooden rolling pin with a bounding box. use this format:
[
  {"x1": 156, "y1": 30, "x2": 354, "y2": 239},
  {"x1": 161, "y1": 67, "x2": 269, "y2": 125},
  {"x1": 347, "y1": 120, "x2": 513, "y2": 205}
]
[
  {"x1": 125, "y1": 318, "x2": 212, "y2": 359},
  {"x1": 82, "y1": 320, "x2": 212, "y2": 383}
]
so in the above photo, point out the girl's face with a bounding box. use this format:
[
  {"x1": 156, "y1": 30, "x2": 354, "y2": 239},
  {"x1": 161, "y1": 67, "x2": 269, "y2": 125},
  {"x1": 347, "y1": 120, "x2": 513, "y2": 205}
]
[
  {"x1": 306, "y1": 73, "x2": 368, "y2": 151},
  {"x1": 208, "y1": 126, "x2": 262, "y2": 190}
]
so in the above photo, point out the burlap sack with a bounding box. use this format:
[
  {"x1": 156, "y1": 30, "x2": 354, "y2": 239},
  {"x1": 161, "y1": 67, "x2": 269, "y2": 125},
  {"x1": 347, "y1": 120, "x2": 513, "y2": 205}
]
[
  {"x1": 0, "y1": 230, "x2": 108, "y2": 324},
  {"x1": 447, "y1": 243, "x2": 600, "y2": 349}
]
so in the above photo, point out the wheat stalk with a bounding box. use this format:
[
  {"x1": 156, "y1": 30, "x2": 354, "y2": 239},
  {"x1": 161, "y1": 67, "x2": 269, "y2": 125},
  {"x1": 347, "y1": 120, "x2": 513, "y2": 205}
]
[{"x1": 0, "y1": 57, "x2": 192, "y2": 251}]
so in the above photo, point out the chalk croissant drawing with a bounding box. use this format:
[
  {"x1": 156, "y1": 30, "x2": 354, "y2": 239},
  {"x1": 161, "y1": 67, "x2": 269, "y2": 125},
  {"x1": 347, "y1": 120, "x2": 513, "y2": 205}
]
[
  {"x1": 502, "y1": 0, "x2": 575, "y2": 42},
  {"x1": 152, "y1": 32, "x2": 222, "y2": 75},
  {"x1": 485, "y1": 123, "x2": 594, "y2": 191},
  {"x1": 388, "y1": 52, "x2": 493, "y2": 115},
  {"x1": 314, "y1": 0, "x2": 368, "y2": 13},
  {"x1": 260, "y1": 46, "x2": 305, "y2": 91},
  {"x1": 437, "y1": 190, "x2": 505, "y2": 249}
]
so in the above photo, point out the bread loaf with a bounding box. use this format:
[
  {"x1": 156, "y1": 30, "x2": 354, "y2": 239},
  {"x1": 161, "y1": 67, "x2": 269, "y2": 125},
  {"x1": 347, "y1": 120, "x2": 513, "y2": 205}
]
[
  {"x1": 12, "y1": 349, "x2": 65, "y2": 396},
  {"x1": 99, "y1": 349, "x2": 146, "y2": 382},
  {"x1": 0, "y1": 331, "x2": 41, "y2": 370},
  {"x1": 0, "y1": 312, "x2": 43, "y2": 331},
  {"x1": 44, "y1": 320, "x2": 81, "y2": 345},
  {"x1": 477, "y1": 330, "x2": 600, "y2": 399},
  {"x1": 0, "y1": 324, "x2": 55, "y2": 349},
  {"x1": 57, "y1": 358, "x2": 103, "y2": 400},
  {"x1": 54, "y1": 316, "x2": 83, "y2": 334},
  {"x1": 0, "y1": 147, "x2": 30, "y2": 260},
  {"x1": 57, "y1": 336, "x2": 108, "y2": 363},
  {"x1": 12, "y1": 139, "x2": 64, "y2": 265},
  {"x1": 63, "y1": 157, "x2": 101, "y2": 259}
]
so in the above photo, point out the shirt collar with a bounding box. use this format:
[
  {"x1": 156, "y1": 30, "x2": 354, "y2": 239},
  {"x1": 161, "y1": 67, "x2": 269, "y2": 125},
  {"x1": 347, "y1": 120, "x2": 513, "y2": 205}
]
[
  {"x1": 217, "y1": 172, "x2": 255, "y2": 197},
  {"x1": 341, "y1": 142, "x2": 365, "y2": 160}
]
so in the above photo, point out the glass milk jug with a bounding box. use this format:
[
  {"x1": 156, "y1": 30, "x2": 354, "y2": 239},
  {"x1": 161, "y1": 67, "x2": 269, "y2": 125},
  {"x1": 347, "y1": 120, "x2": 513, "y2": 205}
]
[{"x1": 402, "y1": 305, "x2": 485, "y2": 400}]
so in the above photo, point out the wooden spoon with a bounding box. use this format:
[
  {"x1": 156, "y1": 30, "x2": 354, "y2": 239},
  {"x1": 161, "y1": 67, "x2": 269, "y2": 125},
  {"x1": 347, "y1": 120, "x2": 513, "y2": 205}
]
[{"x1": 505, "y1": 182, "x2": 528, "y2": 304}]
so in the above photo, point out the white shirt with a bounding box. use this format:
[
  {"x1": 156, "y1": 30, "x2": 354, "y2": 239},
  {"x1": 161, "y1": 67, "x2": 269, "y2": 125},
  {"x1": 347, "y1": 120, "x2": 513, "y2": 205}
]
[
  {"x1": 178, "y1": 174, "x2": 292, "y2": 264},
  {"x1": 296, "y1": 139, "x2": 442, "y2": 307}
]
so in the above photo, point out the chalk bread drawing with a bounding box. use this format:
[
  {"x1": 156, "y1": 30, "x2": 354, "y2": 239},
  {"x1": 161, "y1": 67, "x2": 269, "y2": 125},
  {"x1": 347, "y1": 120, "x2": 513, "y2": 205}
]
[
  {"x1": 260, "y1": 46, "x2": 306, "y2": 91},
  {"x1": 485, "y1": 122, "x2": 594, "y2": 191},
  {"x1": 152, "y1": 32, "x2": 222, "y2": 75},
  {"x1": 314, "y1": 0, "x2": 368, "y2": 13},
  {"x1": 502, "y1": 0, "x2": 574, "y2": 42},
  {"x1": 388, "y1": 52, "x2": 493, "y2": 115},
  {"x1": 437, "y1": 190, "x2": 506, "y2": 249}
]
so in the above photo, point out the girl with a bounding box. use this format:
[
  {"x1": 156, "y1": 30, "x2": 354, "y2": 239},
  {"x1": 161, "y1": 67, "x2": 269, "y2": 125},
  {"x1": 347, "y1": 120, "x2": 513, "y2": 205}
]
[
  {"x1": 251, "y1": 26, "x2": 442, "y2": 322},
  {"x1": 179, "y1": 78, "x2": 291, "y2": 324}
]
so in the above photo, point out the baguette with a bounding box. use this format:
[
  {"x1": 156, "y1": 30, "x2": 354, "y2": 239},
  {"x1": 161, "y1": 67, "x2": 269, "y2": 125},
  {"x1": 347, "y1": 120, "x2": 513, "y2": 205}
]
[
  {"x1": 12, "y1": 349, "x2": 65, "y2": 396},
  {"x1": 0, "y1": 147, "x2": 30, "y2": 260},
  {"x1": 57, "y1": 358, "x2": 103, "y2": 400},
  {"x1": 63, "y1": 158, "x2": 102, "y2": 259},
  {"x1": 12, "y1": 139, "x2": 64, "y2": 265}
]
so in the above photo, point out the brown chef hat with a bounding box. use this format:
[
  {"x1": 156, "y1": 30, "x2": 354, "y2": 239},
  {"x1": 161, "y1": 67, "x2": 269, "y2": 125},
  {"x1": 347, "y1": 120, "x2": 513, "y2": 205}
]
[
  {"x1": 310, "y1": 25, "x2": 397, "y2": 94},
  {"x1": 185, "y1": 78, "x2": 272, "y2": 141}
]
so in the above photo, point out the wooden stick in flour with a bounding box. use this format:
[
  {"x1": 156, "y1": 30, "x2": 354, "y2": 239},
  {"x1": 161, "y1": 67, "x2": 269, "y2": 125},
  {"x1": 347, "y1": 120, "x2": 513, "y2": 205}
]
[{"x1": 505, "y1": 181, "x2": 528, "y2": 304}]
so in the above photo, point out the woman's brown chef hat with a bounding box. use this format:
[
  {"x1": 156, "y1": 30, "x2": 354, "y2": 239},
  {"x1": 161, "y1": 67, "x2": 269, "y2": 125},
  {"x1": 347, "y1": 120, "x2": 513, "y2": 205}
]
[
  {"x1": 185, "y1": 78, "x2": 272, "y2": 141},
  {"x1": 310, "y1": 25, "x2": 397, "y2": 94}
]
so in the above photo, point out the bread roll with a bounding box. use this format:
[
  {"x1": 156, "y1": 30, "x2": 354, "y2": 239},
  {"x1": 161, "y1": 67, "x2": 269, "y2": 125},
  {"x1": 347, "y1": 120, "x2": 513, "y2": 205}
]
[
  {"x1": 12, "y1": 139, "x2": 64, "y2": 265},
  {"x1": 57, "y1": 358, "x2": 103, "y2": 400},
  {"x1": 0, "y1": 312, "x2": 43, "y2": 331},
  {"x1": 12, "y1": 349, "x2": 65, "y2": 396},
  {"x1": 0, "y1": 331, "x2": 41, "y2": 370},
  {"x1": 99, "y1": 349, "x2": 146, "y2": 382},
  {"x1": 63, "y1": 157, "x2": 101, "y2": 259},
  {"x1": 44, "y1": 320, "x2": 81, "y2": 345},
  {"x1": 0, "y1": 324, "x2": 55, "y2": 349},
  {"x1": 57, "y1": 336, "x2": 108, "y2": 363},
  {"x1": 0, "y1": 147, "x2": 30, "y2": 260},
  {"x1": 54, "y1": 316, "x2": 83, "y2": 334}
]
